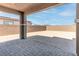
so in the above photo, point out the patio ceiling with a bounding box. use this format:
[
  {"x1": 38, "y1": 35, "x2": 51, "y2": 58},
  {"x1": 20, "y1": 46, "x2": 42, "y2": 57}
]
[
  {"x1": 0, "y1": 3, "x2": 39, "y2": 12},
  {"x1": 0, "y1": 3, "x2": 61, "y2": 15}
]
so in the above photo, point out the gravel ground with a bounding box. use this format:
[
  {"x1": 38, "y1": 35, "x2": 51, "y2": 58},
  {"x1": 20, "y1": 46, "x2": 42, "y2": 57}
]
[{"x1": 0, "y1": 35, "x2": 76, "y2": 56}]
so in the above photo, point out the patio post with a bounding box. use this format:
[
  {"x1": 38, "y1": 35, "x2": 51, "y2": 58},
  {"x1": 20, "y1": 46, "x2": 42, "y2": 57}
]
[
  {"x1": 20, "y1": 12, "x2": 26, "y2": 39},
  {"x1": 76, "y1": 3, "x2": 79, "y2": 56}
]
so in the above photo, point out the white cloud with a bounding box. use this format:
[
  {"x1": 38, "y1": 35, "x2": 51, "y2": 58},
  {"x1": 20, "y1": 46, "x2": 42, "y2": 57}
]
[
  {"x1": 33, "y1": 15, "x2": 42, "y2": 18},
  {"x1": 42, "y1": 9, "x2": 57, "y2": 14},
  {"x1": 32, "y1": 8, "x2": 57, "y2": 18},
  {"x1": 59, "y1": 9, "x2": 75, "y2": 17}
]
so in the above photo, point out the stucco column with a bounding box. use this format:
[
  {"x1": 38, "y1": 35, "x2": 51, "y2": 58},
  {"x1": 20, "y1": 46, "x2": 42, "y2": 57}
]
[
  {"x1": 76, "y1": 3, "x2": 79, "y2": 56},
  {"x1": 20, "y1": 12, "x2": 26, "y2": 39}
]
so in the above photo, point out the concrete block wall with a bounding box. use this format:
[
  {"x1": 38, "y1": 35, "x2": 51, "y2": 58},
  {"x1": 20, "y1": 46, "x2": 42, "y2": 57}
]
[
  {"x1": 27, "y1": 25, "x2": 46, "y2": 32},
  {"x1": 0, "y1": 25, "x2": 76, "y2": 36},
  {"x1": 0, "y1": 25, "x2": 20, "y2": 36},
  {"x1": 0, "y1": 25, "x2": 46, "y2": 36},
  {"x1": 46, "y1": 25, "x2": 76, "y2": 32}
]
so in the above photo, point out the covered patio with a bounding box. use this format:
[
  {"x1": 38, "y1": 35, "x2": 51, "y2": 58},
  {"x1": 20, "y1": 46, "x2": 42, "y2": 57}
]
[
  {"x1": 0, "y1": 31, "x2": 76, "y2": 56},
  {"x1": 0, "y1": 3, "x2": 78, "y2": 56}
]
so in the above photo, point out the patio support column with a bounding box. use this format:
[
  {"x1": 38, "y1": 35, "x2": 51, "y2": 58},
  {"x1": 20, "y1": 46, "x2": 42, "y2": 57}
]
[
  {"x1": 76, "y1": 3, "x2": 79, "y2": 56},
  {"x1": 20, "y1": 12, "x2": 26, "y2": 39}
]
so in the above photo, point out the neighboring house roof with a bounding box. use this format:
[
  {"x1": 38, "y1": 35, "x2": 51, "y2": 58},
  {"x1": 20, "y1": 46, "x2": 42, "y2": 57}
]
[
  {"x1": 0, "y1": 16, "x2": 18, "y2": 21},
  {"x1": 27, "y1": 21, "x2": 32, "y2": 25},
  {"x1": 0, "y1": 16, "x2": 32, "y2": 25}
]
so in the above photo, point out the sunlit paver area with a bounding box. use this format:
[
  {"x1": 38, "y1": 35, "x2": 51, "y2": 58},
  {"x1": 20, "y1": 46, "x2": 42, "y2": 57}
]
[{"x1": 27, "y1": 31, "x2": 76, "y2": 39}]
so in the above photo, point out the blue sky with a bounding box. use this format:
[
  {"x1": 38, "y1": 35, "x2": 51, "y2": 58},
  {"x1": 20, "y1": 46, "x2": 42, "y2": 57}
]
[
  {"x1": 0, "y1": 12, "x2": 20, "y2": 19},
  {"x1": 0, "y1": 3, "x2": 76, "y2": 25},
  {"x1": 27, "y1": 3, "x2": 76, "y2": 25}
]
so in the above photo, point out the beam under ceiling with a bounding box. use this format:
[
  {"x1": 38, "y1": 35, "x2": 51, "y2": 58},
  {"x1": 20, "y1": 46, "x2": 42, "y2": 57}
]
[
  {"x1": 0, "y1": 5, "x2": 21, "y2": 15},
  {"x1": 0, "y1": 3, "x2": 62, "y2": 15}
]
